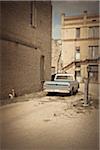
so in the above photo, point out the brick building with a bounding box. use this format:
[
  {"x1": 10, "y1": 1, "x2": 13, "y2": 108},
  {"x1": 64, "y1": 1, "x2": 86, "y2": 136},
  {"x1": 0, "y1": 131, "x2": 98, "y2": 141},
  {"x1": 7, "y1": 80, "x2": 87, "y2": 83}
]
[
  {"x1": 0, "y1": 1, "x2": 52, "y2": 99},
  {"x1": 61, "y1": 11, "x2": 99, "y2": 98}
]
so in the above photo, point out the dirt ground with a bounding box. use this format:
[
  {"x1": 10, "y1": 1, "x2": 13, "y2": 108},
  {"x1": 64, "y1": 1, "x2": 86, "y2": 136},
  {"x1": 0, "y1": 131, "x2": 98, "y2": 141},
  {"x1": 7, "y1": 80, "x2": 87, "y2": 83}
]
[{"x1": 0, "y1": 91, "x2": 99, "y2": 150}]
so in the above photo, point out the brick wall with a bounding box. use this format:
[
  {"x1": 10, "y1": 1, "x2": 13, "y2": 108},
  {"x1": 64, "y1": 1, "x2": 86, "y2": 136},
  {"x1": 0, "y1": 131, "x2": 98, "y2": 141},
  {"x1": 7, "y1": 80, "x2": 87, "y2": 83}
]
[{"x1": 0, "y1": 1, "x2": 52, "y2": 99}]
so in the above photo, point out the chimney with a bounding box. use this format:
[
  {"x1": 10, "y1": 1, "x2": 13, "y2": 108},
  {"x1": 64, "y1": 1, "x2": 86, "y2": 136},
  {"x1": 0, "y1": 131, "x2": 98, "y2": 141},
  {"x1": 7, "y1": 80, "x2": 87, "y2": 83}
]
[
  {"x1": 61, "y1": 13, "x2": 65, "y2": 26},
  {"x1": 83, "y1": 10, "x2": 87, "y2": 25}
]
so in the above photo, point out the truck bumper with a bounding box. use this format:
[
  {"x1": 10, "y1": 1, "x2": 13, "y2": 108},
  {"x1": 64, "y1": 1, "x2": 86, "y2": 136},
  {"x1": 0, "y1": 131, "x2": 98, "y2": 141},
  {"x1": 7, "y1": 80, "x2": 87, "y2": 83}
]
[{"x1": 44, "y1": 89, "x2": 70, "y2": 93}]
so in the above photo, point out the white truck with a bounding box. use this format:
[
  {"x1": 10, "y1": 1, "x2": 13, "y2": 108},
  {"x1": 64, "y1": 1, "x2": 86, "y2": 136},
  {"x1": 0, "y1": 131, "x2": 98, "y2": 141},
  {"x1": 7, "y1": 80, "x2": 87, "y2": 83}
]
[{"x1": 43, "y1": 73, "x2": 79, "y2": 95}]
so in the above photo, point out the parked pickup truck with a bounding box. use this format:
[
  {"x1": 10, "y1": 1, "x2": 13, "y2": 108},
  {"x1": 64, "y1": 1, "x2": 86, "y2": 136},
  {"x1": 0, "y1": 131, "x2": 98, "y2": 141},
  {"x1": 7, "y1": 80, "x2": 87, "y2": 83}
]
[{"x1": 43, "y1": 73, "x2": 79, "y2": 95}]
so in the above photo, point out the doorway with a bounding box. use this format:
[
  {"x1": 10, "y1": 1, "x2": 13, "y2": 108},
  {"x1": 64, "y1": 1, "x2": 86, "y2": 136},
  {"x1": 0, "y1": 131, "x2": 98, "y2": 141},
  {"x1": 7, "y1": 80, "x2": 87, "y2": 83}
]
[{"x1": 40, "y1": 55, "x2": 45, "y2": 89}]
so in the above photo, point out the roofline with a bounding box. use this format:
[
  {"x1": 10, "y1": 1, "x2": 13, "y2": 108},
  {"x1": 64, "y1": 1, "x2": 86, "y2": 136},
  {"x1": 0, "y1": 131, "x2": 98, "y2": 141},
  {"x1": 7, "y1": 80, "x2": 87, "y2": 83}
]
[{"x1": 64, "y1": 14, "x2": 99, "y2": 21}]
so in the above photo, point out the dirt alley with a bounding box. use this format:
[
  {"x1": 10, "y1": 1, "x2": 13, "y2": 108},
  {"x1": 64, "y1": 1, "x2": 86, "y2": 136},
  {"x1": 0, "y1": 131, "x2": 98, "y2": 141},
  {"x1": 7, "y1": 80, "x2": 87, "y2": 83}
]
[{"x1": 0, "y1": 91, "x2": 99, "y2": 150}]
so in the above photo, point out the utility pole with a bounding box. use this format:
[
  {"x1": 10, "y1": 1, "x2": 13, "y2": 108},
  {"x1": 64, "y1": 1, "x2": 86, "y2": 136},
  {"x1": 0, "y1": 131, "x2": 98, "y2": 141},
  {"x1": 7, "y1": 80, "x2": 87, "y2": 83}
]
[
  {"x1": 83, "y1": 66, "x2": 89, "y2": 106},
  {"x1": 83, "y1": 78, "x2": 89, "y2": 106}
]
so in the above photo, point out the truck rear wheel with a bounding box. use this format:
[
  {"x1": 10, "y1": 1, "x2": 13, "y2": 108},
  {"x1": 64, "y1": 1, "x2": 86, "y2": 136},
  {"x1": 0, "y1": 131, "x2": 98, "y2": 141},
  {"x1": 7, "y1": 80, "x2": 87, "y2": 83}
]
[{"x1": 70, "y1": 87, "x2": 74, "y2": 96}]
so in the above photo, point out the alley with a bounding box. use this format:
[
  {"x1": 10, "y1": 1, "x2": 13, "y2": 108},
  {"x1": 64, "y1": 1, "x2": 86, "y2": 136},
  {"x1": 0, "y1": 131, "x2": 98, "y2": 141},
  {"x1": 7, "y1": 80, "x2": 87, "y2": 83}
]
[{"x1": 0, "y1": 92, "x2": 99, "y2": 150}]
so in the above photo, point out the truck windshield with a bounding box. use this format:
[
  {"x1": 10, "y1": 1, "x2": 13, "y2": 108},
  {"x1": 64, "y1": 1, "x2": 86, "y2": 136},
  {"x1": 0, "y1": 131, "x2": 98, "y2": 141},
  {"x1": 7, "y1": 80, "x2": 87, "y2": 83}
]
[{"x1": 56, "y1": 76, "x2": 73, "y2": 81}]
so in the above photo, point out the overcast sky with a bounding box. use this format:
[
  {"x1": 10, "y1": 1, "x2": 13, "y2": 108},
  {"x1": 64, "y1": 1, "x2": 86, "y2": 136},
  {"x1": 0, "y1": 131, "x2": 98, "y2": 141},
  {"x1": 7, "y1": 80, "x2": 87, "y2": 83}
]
[{"x1": 52, "y1": 1, "x2": 99, "y2": 39}]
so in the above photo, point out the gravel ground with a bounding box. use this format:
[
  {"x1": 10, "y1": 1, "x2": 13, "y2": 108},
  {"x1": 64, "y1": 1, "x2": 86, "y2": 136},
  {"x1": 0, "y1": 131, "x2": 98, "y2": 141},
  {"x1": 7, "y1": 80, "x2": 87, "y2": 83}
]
[{"x1": 0, "y1": 91, "x2": 99, "y2": 150}]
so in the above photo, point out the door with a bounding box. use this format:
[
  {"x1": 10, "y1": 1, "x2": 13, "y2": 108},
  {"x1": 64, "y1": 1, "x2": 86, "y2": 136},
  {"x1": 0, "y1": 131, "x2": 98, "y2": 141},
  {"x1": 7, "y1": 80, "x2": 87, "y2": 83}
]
[{"x1": 40, "y1": 55, "x2": 45, "y2": 89}]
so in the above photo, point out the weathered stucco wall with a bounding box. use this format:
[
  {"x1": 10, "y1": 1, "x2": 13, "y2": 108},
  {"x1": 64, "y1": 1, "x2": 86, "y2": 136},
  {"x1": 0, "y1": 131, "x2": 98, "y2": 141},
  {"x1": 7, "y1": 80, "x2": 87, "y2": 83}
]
[
  {"x1": 79, "y1": 83, "x2": 99, "y2": 100},
  {"x1": 61, "y1": 13, "x2": 99, "y2": 99}
]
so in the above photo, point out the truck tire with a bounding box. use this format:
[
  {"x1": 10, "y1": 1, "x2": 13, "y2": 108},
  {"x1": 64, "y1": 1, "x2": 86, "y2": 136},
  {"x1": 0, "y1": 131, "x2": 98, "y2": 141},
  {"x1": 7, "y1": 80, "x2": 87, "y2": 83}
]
[
  {"x1": 70, "y1": 87, "x2": 74, "y2": 96},
  {"x1": 76, "y1": 89, "x2": 78, "y2": 93}
]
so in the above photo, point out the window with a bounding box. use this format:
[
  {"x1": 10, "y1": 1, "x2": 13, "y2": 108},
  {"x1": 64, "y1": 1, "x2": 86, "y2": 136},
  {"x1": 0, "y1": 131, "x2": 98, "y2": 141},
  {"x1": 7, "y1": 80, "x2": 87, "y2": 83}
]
[
  {"x1": 30, "y1": 1, "x2": 37, "y2": 28},
  {"x1": 75, "y1": 47, "x2": 80, "y2": 60},
  {"x1": 75, "y1": 71, "x2": 81, "y2": 77},
  {"x1": 89, "y1": 72, "x2": 98, "y2": 82},
  {"x1": 88, "y1": 26, "x2": 99, "y2": 38},
  {"x1": 76, "y1": 28, "x2": 80, "y2": 38},
  {"x1": 56, "y1": 75, "x2": 73, "y2": 81},
  {"x1": 89, "y1": 46, "x2": 98, "y2": 59},
  {"x1": 75, "y1": 70, "x2": 81, "y2": 82},
  {"x1": 75, "y1": 62, "x2": 80, "y2": 68}
]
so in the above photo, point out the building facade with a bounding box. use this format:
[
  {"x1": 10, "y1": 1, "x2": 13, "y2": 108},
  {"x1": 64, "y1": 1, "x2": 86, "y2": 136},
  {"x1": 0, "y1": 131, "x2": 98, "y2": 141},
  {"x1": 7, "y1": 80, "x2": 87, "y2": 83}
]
[
  {"x1": 61, "y1": 12, "x2": 99, "y2": 83},
  {"x1": 0, "y1": 1, "x2": 52, "y2": 99}
]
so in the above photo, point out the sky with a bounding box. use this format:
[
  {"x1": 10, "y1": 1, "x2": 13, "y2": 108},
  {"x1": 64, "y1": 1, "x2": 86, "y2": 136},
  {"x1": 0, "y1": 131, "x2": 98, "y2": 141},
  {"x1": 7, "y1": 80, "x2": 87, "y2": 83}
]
[{"x1": 52, "y1": 1, "x2": 99, "y2": 39}]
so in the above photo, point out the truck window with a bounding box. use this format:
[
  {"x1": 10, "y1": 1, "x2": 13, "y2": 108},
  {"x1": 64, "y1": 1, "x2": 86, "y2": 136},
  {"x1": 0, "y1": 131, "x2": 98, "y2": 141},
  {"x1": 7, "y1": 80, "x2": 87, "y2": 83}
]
[{"x1": 56, "y1": 75, "x2": 73, "y2": 81}]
